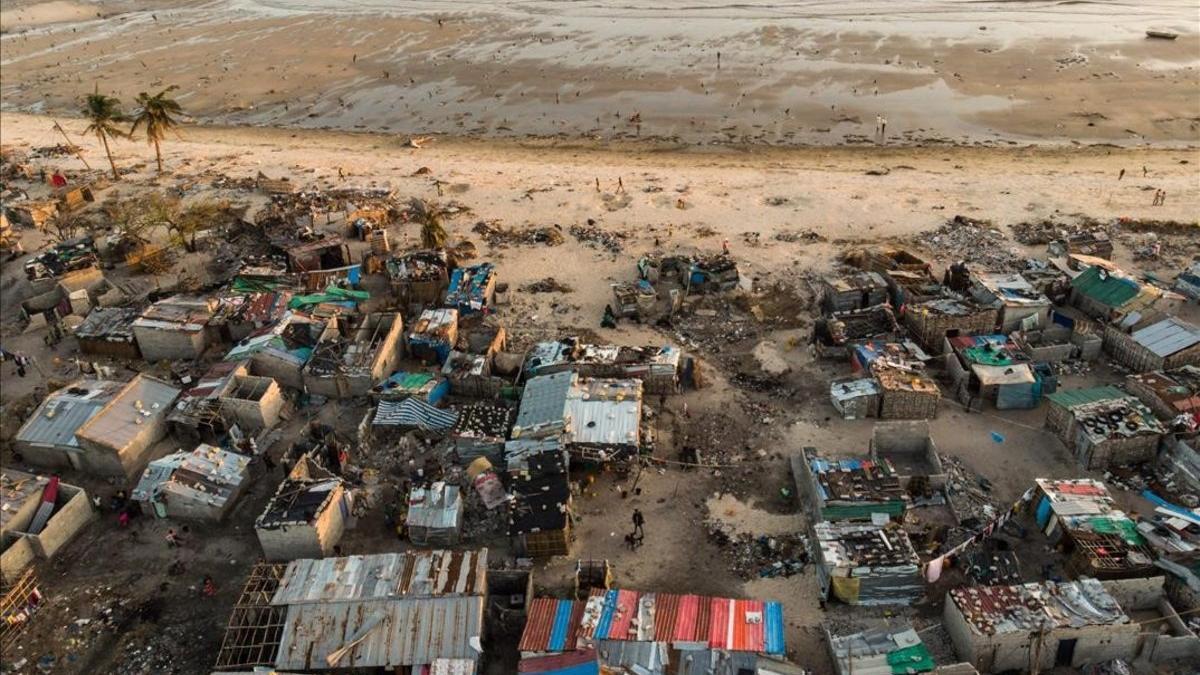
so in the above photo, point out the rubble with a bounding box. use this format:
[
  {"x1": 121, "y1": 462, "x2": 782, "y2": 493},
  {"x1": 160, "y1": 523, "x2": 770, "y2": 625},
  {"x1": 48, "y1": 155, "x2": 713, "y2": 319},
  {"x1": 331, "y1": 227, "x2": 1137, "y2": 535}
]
[
  {"x1": 912, "y1": 215, "x2": 1021, "y2": 268},
  {"x1": 569, "y1": 222, "x2": 628, "y2": 253},
  {"x1": 471, "y1": 220, "x2": 564, "y2": 247},
  {"x1": 520, "y1": 277, "x2": 574, "y2": 293}
]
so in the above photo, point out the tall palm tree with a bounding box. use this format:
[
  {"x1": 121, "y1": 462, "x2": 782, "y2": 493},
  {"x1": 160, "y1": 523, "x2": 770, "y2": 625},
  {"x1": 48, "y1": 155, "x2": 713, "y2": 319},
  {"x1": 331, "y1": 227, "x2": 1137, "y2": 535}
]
[
  {"x1": 131, "y1": 86, "x2": 183, "y2": 173},
  {"x1": 82, "y1": 88, "x2": 129, "y2": 180}
]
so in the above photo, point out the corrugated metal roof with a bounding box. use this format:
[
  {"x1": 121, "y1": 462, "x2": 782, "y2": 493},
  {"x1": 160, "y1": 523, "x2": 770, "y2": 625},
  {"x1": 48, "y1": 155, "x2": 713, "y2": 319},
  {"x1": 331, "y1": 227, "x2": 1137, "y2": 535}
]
[
  {"x1": 1044, "y1": 385, "x2": 1128, "y2": 409},
  {"x1": 578, "y1": 590, "x2": 784, "y2": 655},
  {"x1": 274, "y1": 596, "x2": 483, "y2": 670},
  {"x1": 596, "y1": 640, "x2": 668, "y2": 672},
  {"x1": 1131, "y1": 317, "x2": 1200, "y2": 357},
  {"x1": 563, "y1": 378, "x2": 642, "y2": 447},
  {"x1": 519, "y1": 598, "x2": 583, "y2": 652},
  {"x1": 15, "y1": 380, "x2": 122, "y2": 449},
  {"x1": 1071, "y1": 265, "x2": 1140, "y2": 308},
  {"x1": 271, "y1": 550, "x2": 488, "y2": 605},
  {"x1": 949, "y1": 578, "x2": 1128, "y2": 637},
  {"x1": 373, "y1": 398, "x2": 459, "y2": 430},
  {"x1": 519, "y1": 650, "x2": 600, "y2": 674},
  {"x1": 514, "y1": 372, "x2": 574, "y2": 437},
  {"x1": 75, "y1": 375, "x2": 181, "y2": 452},
  {"x1": 406, "y1": 483, "x2": 463, "y2": 530},
  {"x1": 74, "y1": 307, "x2": 139, "y2": 340}
]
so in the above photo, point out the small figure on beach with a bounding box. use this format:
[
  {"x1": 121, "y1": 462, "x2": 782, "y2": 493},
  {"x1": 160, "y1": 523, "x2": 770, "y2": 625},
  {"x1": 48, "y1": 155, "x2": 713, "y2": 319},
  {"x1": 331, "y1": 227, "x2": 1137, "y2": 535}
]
[{"x1": 1118, "y1": 168, "x2": 1125, "y2": 181}]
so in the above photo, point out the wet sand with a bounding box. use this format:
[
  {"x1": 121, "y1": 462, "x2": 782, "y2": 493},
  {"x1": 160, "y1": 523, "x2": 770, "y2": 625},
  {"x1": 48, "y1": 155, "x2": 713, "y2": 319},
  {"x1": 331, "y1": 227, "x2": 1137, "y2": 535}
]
[{"x1": 1, "y1": 0, "x2": 1197, "y2": 146}]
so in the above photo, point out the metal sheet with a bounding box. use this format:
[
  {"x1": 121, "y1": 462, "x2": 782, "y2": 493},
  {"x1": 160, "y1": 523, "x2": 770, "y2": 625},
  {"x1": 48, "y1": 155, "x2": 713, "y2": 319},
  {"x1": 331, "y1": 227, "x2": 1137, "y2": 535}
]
[
  {"x1": 275, "y1": 596, "x2": 483, "y2": 670},
  {"x1": 272, "y1": 549, "x2": 487, "y2": 605},
  {"x1": 1131, "y1": 317, "x2": 1200, "y2": 357}
]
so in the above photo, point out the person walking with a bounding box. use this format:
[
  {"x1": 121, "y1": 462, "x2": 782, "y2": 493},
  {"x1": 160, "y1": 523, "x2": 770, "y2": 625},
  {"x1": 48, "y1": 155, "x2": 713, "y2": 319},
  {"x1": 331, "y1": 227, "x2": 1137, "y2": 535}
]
[
  {"x1": 1118, "y1": 168, "x2": 1125, "y2": 181},
  {"x1": 875, "y1": 114, "x2": 883, "y2": 138},
  {"x1": 722, "y1": 238, "x2": 730, "y2": 255},
  {"x1": 165, "y1": 528, "x2": 183, "y2": 548},
  {"x1": 632, "y1": 509, "x2": 645, "y2": 538}
]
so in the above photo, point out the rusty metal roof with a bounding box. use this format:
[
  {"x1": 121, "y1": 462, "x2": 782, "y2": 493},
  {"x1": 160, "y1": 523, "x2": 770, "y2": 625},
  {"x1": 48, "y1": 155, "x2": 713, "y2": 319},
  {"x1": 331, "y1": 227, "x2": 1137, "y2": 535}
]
[
  {"x1": 274, "y1": 595, "x2": 484, "y2": 670},
  {"x1": 271, "y1": 550, "x2": 487, "y2": 605}
]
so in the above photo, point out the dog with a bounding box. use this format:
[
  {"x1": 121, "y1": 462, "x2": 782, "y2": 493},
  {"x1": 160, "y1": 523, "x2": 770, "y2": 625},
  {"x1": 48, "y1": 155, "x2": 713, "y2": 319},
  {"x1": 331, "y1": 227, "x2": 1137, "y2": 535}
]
[{"x1": 624, "y1": 532, "x2": 644, "y2": 550}]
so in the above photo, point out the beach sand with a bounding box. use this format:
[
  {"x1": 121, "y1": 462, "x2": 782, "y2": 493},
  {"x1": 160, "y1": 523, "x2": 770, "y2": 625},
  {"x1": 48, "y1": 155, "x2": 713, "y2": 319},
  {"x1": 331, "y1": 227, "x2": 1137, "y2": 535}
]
[{"x1": 1, "y1": 0, "x2": 1197, "y2": 146}]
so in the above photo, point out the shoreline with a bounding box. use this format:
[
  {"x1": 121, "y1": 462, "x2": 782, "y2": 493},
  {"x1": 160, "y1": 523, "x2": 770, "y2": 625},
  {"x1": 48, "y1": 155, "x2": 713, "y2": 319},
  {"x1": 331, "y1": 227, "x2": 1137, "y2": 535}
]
[{"x1": 2, "y1": 1, "x2": 1197, "y2": 148}]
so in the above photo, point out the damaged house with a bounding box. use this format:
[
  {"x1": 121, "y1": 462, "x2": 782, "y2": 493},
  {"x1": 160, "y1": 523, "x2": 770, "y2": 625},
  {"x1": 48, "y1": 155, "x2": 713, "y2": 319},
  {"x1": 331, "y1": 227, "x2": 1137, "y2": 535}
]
[
  {"x1": 132, "y1": 444, "x2": 251, "y2": 522},
  {"x1": 303, "y1": 313, "x2": 404, "y2": 398},
  {"x1": 513, "y1": 371, "x2": 645, "y2": 463},
  {"x1": 1044, "y1": 389, "x2": 1165, "y2": 469},
  {"x1": 1, "y1": 470, "x2": 95, "y2": 581},
  {"x1": 213, "y1": 549, "x2": 487, "y2": 673},
  {"x1": 944, "y1": 335, "x2": 1041, "y2": 410},
  {"x1": 821, "y1": 272, "x2": 890, "y2": 313},
  {"x1": 168, "y1": 361, "x2": 285, "y2": 441},
  {"x1": 944, "y1": 577, "x2": 1193, "y2": 672},
  {"x1": 1102, "y1": 315, "x2": 1200, "y2": 373},
  {"x1": 1125, "y1": 366, "x2": 1200, "y2": 430},
  {"x1": 255, "y1": 455, "x2": 350, "y2": 561},
  {"x1": 903, "y1": 297, "x2": 998, "y2": 355},
  {"x1": 386, "y1": 249, "x2": 450, "y2": 305},
  {"x1": 794, "y1": 448, "x2": 909, "y2": 522},
  {"x1": 15, "y1": 375, "x2": 181, "y2": 479},
  {"x1": 523, "y1": 338, "x2": 683, "y2": 394},
  {"x1": 968, "y1": 272, "x2": 1053, "y2": 333},
  {"x1": 1032, "y1": 479, "x2": 1154, "y2": 579},
  {"x1": 225, "y1": 311, "x2": 330, "y2": 390},
  {"x1": 507, "y1": 441, "x2": 573, "y2": 558},
  {"x1": 408, "y1": 308, "x2": 458, "y2": 365},
  {"x1": 451, "y1": 402, "x2": 514, "y2": 465},
  {"x1": 72, "y1": 306, "x2": 140, "y2": 360},
  {"x1": 405, "y1": 482, "x2": 463, "y2": 546},
  {"x1": 131, "y1": 294, "x2": 218, "y2": 362},
  {"x1": 814, "y1": 305, "x2": 902, "y2": 359},
  {"x1": 814, "y1": 521, "x2": 923, "y2": 607},
  {"x1": 1070, "y1": 264, "x2": 1183, "y2": 323},
  {"x1": 444, "y1": 262, "x2": 497, "y2": 314},
  {"x1": 281, "y1": 234, "x2": 351, "y2": 273},
  {"x1": 209, "y1": 291, "x2": 294, "y2": 343},
  {"x1": 831, "y1": 341, "x2": 939, "y2": 420},
  {"x1": 826, "y1": 622, "x2": 936, "y2": 675}
]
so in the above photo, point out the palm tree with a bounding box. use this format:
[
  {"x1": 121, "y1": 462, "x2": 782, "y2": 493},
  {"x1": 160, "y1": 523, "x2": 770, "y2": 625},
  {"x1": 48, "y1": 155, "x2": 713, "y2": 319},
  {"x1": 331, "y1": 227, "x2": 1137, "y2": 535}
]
[
  {"x1": 420, "y1": 215, "x2": 448, "y2": 249},
  {"x1": 131, "y1": 86, "x2": 183, "y2": 173},
  {"x1": 82, "y1": 88, "x2": 129, "y2": 180},
  {"x1": 409, "y1": 197, "x2": 449, "y2": 249}
]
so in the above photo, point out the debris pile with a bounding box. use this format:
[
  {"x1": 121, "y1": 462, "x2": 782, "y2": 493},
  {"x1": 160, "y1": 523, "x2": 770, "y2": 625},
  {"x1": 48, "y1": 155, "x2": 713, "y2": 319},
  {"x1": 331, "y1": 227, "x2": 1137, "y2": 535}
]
[
  {"x1": 472, "y1": 220, "x2": 564, "y2": 247},
  {"x1": 705, "y1": 523, "x2": 809, "y2": 580},
  {"x1": 520, "y1": 278, "x2": 574, "y2": 294},
  {"x1": 569, "y1": 223, "x2": 627, "y2": 253},
  {"x1": 913, "y1": 215, "x2": 1020, "y2": 268}
]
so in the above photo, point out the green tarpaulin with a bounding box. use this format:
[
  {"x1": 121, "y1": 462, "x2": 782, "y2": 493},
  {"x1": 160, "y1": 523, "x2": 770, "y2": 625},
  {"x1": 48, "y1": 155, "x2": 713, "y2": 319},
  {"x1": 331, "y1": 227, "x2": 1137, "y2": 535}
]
[
  {"x1": 963, "y1": 345, "x2": 1015, "y2": 366},
  {"x1": 288, "y1": 286, "x2": 369, "y2": 309},
  {"x1": 1089, "y1": 516, "x2": 1145, "y2": 546},
  {"x1": 888, "y1": 644, "x2": 935, "y2": 674}
]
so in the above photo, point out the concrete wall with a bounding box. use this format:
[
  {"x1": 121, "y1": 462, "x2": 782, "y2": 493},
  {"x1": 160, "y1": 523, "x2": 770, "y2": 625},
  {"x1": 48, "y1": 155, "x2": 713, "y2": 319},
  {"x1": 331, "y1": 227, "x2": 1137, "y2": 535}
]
[
  {"x1": 256, "y1": 483, "x2": 346, "y2": 561},
  {"x1": 76, "y1": 413, "x2": 170, "y2": 480},
  {"x1": 250, "y1": 352, "x2": 306, "y2": 390},
  {"x1": 870, "y1": 421, "x2": 946, "y2": 488},
  {"x1": 133, "y1": 325, "x2": 208, "y2": 362},
  {"x1": 944, "y1": 594, "x2": 1143, "y2": 672},
  {"x1": 1165, "y1": 343, "x2": 1200, "y2": 370},
  {"x1": 164, "y1": 479, "x2": 247, "y2": 522},
  {"x1": 12, "y1": 443, "x2": 75, "y2": 472},
  {"x1": 220, "y1": 376, "x2": 284, "y2": 431},
  {"x1": 1, "y1": 482, "x2": 95, "y2": 579},
  {"x1": 998, "y1": 303, "x2": 1051, "y2": 334}
]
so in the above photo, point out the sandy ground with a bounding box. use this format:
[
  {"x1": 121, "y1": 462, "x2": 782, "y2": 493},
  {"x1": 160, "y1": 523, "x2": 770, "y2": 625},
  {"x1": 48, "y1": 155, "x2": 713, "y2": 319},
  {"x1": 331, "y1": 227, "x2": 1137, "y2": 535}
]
[
  {"x1": 1, "y1": 1, "x2": 1198, "y2": 146},
  {"x1": 1, "y1": 112, "x2": 1198, "y2": 673}
]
